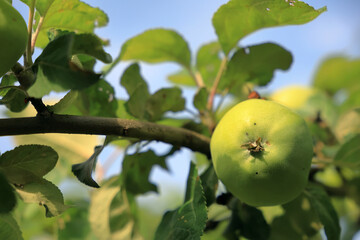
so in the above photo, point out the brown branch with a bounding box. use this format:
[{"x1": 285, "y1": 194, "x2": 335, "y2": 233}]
[{"x1": 0, "y1": 114, "x2": 211, "y2": 157}]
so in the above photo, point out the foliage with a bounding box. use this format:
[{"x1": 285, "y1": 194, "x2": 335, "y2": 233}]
[{"x1": 0, "y1": 0, "x2": 359, "y2": 239}]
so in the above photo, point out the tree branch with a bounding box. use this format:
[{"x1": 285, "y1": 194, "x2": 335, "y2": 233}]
[{"x1": 0, "y1": 114, "x2": 211, "y2": 157}]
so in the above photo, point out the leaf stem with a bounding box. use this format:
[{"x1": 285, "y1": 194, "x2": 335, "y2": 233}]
[
  {"x1": 25, "y1": 0, "x2": 36, "y2": 67},
  {"x1": 31, "y1": 16, "x2": 45, "y2": 51},
  {"x1": 0, "y1": 114, "x2": 211, "y2": 158},
  {"x1": 207, "y1": 57, "x2": 227, "y2": 111},
  {"x1": 187, "y1": 67, "x2": 205, "y2": 88}
]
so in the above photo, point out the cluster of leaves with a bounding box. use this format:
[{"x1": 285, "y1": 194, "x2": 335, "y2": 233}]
[{"x1": 0, "y1": 0, "x2": 359, "y2": 239}]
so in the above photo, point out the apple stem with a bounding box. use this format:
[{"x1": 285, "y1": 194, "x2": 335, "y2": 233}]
[{"x1": 241, "y1": 137, "x2": 265, "y2": 152}]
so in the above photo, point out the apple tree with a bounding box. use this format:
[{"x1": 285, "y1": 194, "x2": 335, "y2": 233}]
[{"x1": 0, "y1": 0, "x2": 359, "y2": 239}]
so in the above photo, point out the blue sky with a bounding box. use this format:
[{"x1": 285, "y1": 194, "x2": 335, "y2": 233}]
[{"x1": 3, "y1": 0, "x2": 360, "y2": 217}]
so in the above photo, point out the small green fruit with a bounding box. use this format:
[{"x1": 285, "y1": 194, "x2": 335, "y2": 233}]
[
  {"x1": 210, "y1": 99, "x2": 313, "y2": 206},
  {"x1": 0, "y1": 1, "x2": 28, "y2": 76}
]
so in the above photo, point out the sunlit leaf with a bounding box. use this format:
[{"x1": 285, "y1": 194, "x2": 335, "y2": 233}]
[
  {"x1": 167, "y1": 70, "x2": 195, "y2": 87},
  {"x1": 29, "y1": 33, "x2": 102, "y2": 98},
  {"x1": 334, "y1": 134, "x2": 360, "y2": 168},
  {"x1": 200, "y1": 164, "x2": 218, "y2": 206},
  {"x1": 313, "y1": 56, "x2": 360, "y2": 94},
  {"x1": 0, "y1": 172, "x2": 16, "y2": 213},
  {"x1": 122, "y1": 150, "x2": 167, "y2": 195},
  {"x1": 120, "y1": 63, "x2": 150, "y2": 119},
  {"x1": 15, "y1": 177, "x2": 68, "y2": 217},
  {"x1": 335, "y1": 108, "x2": 360, "y2": 141},
  {"x1": 221, "y1": 43, "x2": 292, "y2": 93},
  {"x1": 305, "y1": 184, "x2": 341, "y2": 240},
  {"x1": 196, "y1": 42, "x2": 222, "y2": 87},
  {"x1": 155, "y1": 162, "x2": 207, "y2": 240},
  {"x1": 146, "y1": 87, "x2": 186, "y2": 121},
  {"x1": 32, "y1": 0, "x2": 108, "y2": 48},
  {"x1": 213, "y1": 0, "x2": 326, "y2": 54},
  {"x1": 118, "y1": 28, "x2": 191, "y2": 68},
  {"x1": 0, "y1": 145, "x2": 58, "y2": 184},
  {"x1": 0, "y1": 214, "x2": 23, "y2": 240}
]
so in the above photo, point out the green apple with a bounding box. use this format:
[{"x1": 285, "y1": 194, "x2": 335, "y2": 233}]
[
  {"x1": 210, "y1": 99, "x2": 313, "y2": 206},
  {"x1": 0, "y1": 0, "x2": 28, "y2": 77}
]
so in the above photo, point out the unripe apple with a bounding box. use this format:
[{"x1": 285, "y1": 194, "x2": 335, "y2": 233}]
[
  {"x1": 0, "y1": 1, "x2": 28, "y2": 76},
  {"x1": 210, "y1": 99, "x2": 313, "y2": 206}
]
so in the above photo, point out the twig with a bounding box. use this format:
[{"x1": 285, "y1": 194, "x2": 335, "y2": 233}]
[
  {"x1": 25, "y1": 0, "x2": 36, "y2": 66},
  {"x1": 207, "y1": 57, "x2": 227, "y2": 110}
]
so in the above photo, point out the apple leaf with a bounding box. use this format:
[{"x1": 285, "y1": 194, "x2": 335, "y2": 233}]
[
  {"x1": 30, "y1": 33, "x2": 104, "y2": 98},
  {"x1": 0, "y1": 74, "x2": 18, "y2": 96},
  {"x1": 269, "y1": 214, "x2": 304, "y2": 240},
  {"x1": 0, "y1": 214, "x2": 23, "y2": 240},
  {"x1": 117, "y1": 28, "x2": 191, "y2": 68},
  {"x1": 196, "y1": 41, "x2": 222, "y2": 87},
  {"x1": 120, "y1": 63, "x2": 150, "y2": 119},
  {"x1": 224, "y1": 200, "x2": 270, "y2": 240},
  {"x1": 29, "y1": 0, "x2": 108, "y2": 48},
  {"x1": 305, "y1": 184, "x2": 341, "y2": 240},
  {"x1": 213, "y1": 0, "x2": 326, "y2": 54},
  {"x1": 1, "y1": 89, "x2": 28, "y2": 113},
  {"x1": 121, "y1": 150, "x2": 168, "y2": 195},
  {"x1": 0, "y1": 145, "x2": 58, "y2": 184},
  {"x1": 221, "y1": 43, "x2": 292, "y2": 93},
  {"x1": 0, "y1": 172, "x2": 16, "y2": 213},
  {"x1": 72, "y1": 145, "x2": 105, "y2": 188},
  {"x1": 334, "y1": 134, "x2": 360, "y2": 168},
  {"x1": 193, "y1": 87, "x2": 209, "y2": 112},
  {"x1": 335, "y1": 108, "x2": 360, "y2": 141},
  {"x1": 313, "y1": 56, "x2": 360, "y2": 94},
  {"x1": 167, "y1": 70, "x2": 195, "y2": 87},
  {"x1": 200, "y1": 164, "x2": 218, "y2": 206},
  {"x1": 154, "y1": 162, "x2": 207, "y2": 240},
  {"x1": 15, "y1": 177, "x2": 68, "y2": 217},
  {"x1": 146, "y1": 87, "x2": 186, "y2": 121}
]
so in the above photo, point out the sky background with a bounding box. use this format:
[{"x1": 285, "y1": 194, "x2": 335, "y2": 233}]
[{"x1": 2, "y1": 0, "x2": 360, "y2": 231}]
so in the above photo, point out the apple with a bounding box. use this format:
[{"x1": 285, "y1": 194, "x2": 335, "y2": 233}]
[
  {"x1": 210, "y1": 99, "x2": 313, "y2": 206},
  {"x1": 0, "y1": 1, "x2": 28, "y2": 77}
]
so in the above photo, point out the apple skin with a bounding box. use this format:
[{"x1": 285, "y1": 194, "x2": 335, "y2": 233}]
[
  {"x1": 210, "y1": 99, "x2": 313, "y2": 206},
  {"x1": 0, "y1": 1, "x2": 28, "y2": 77}
]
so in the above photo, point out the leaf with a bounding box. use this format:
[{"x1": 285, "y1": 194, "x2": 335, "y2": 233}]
[
  {"x1": 1, "y1": 88, "x2": 28, "y2": 112},
  {"x1": 120, "y1": 63, "x2": 150, "y2": 119},
  {"x1": 305, "y1": 184, "x2": 341, "y2": 240},
  {"x1": 200, "y1": 164, "x2": 218, "y2": 207},
  {"x1": 122, "y1": 150, "x2": 167, "y2": 195},
  {"x1": 0, "y1": 145, "x2": 58, "y2": 184},
  {"x1": 31, "y1": 0, "x2": 108, "y2": 48},
  {"x1": 313, "y1": 56, "x2": 360, "y2": 94},
  {"x1": 0, "y1": 172, "x2": 16, "y2": 213},
  {"x1": 72, "y1": 145, "x2": 104, "y2": 188},
  {"x1": 221, "y1": 43, "x2": 292, "y2": 92},
  {"x1": 29, "y1": 33, "x2": 103, "y2": 98},
  {"x1": 193, "y1": 87, "x2": 209, "y2": 112},
  {"x1": 118, "y1": 28, "x2": 191, "y2": 68},
  {"x1": 0, "y1": 74, "x2": 18, "y2": 96},
  {"x1": 335, "y1": 108, "x2": 360, "y2": 141},
  {"x1": 15, "y1": 177, "x2": 68, "y2": 217},
  {"x1": 196, "y1": 41, "x2": 222, "y2": 87},
  {"x1": 334, "y1": 134, "x2": 360, "y2": 168},
  {"x1": 48, "y1": 90, "x2": 79, "y2": 114},
  {"x1": 224, "y1": 200, "x2": 270, "y2": 240},
  {"x1": 0, "y1": 214, "x2": 23, "y2": 240},
  {"x1": 167, "y1": 70, "x2": 195, "y2": 87},
  {"x1": 154, "y1": 162, "x2": 207, "y2": 240},
  {"x1": 146, "y1": 87, "x2": 186, "y2": 121},
  {"x1": 213, "y1": 0, "x2": 326, "y2": 54}
]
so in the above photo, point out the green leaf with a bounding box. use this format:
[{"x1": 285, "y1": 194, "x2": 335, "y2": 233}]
[
  {"x1": 48, "y1": 90, "x2": 79, "y2": 114},
  {"x1": 0, "y1": 145, "x2": 58, "y2": 184},
  {"x1": 313, "y1": 56, "x2": 360, "y2": 94},
  {"x1": 167, "y1": 69, "x2": 195, "y2": 87},
  {"x1": 146, "y1": 87, "x2": 186, "y2": 121},
  {"x1": 0, "y1": 214, "x2": 23, "y2": 240},
  {"x1": 29, "y1": 33, "x2": 102, "y2": 98},
  {"x1": 72, "y1": 145, "x2": 104, "y2": 188},
  {"x1": 118, "y1": 28, "x2": 192, "y2": 68},
  {"x1": 122, "y1": 150, "x2": 167, "y2": 195},
  {"x1": 0, "y1": 172, "x2": 16, "y2": 213},
  {"x1": 1, "y1": 88, "x2": 28, "y2": 112},
  {"x1": 15, "y1": 177, "x2": 68, "y2": 217},
  {"x1": 269, "y1": 214, "x2": 304, "y2": 240},
  {"x1": 196, "y1": 42, "x2": 222, "y2": 87},
  {"x1": 31, "y1": 0, "x2": 108, "y2": 48},
  {"x1": 305, "y1": 184, "x2": 341, "y2": 240},
  {"x1": 213, "y1": 0, "x2": 326, "y2": 54},
  {"x1": 224, "y1": 200, "x2": 270, "y2": 240},
  {"x1": 120, "y1": 63, "x2": 150, "y2": 119},
  {"x1": 335, "y1": 108, "x2": 360, "y2": 141},
  {"x1": 334, "y1": 134, "x2": 360, "y2": 168},
  {"x1": 194, "y1": 87, "x2": 209, "y2": 112},
  {"x1": 0, "y1": 74, "x2": 17, "y2": 96},
  {"x1": 222, "y1": 43, "x2": 292, "y2": 92},
  {"x1": 200, "y1": 164, "x2": 218, "y2": 206},
  {"x1": 154, "y1": 162, "x2": 207, "y2": 240}
]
